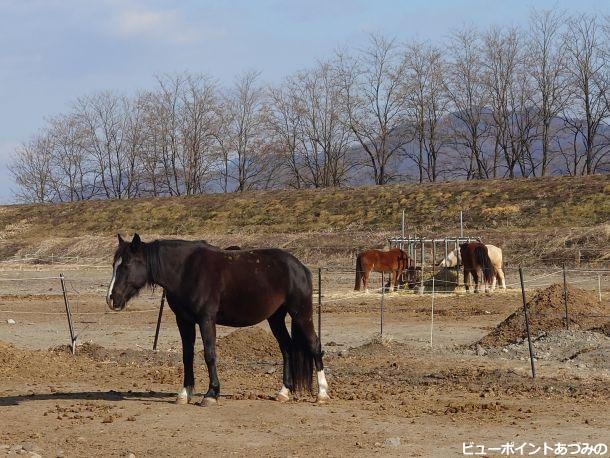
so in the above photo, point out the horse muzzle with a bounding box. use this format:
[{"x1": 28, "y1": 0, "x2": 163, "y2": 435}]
[{"x1": 106, "y1": 294, "x2": 125, "y2": 311}]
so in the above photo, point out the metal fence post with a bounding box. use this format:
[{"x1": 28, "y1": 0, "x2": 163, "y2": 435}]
[
  {"x1": 59, "y1": 273, "x2": 76, "y2": 355},
  {"x1": 380, "y1": 272, "x2": 384, "y2": 337},
  {"x1": 401, "y1": 210, "x2": 405, "y2": 250},
  {"x1": 430, "y1": 277, "x2": 435, "y2": 349},
  {"x1": 318, "y1": 267, "x2": 322, "y2": 345},
  {"x1": 456, "y1": 238, "x2": 462, "y2": 289},
  {"x1": 460, "y1": 210, "x2": 463, "y2": 238},
  {"x1": 153, "y1": 289, "x2": 166, "y2": 351},
  {"x1": 419, "y1": 237, "x2": 425, "y2": 295},
  {"x1": 444, "y1": 239, "x2": 449, "y2": 290},
  {"x1": 519, "y1": 267, "x2": 536, "y2": 379},
  {"x1": 432, "y1": 239, "x2": 436, "y2": 288},
  {"x1": 562, "y1": 264, "x2": 569, "y2": 330}
]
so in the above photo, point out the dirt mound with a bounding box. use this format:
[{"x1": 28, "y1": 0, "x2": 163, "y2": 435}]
[
  {"x1": 590, "y1": 321, "x2": 610, "y2": 337},
  {"x1": 482, "y1": 329, "x2": 610, "y2": 369},
  {"x1": 53, "y1": 342, "x2": 181, "y2": 366},
  {"x1": 478, "y1": 284, "x2": 606, "y2": 348},
  {"x1": 216, "y1": 327, "x2": 279, "y2": 361}
]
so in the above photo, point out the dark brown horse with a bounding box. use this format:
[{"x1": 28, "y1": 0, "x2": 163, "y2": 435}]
[
  {"x1": 459, "y1": 242, "x2": 496, "y2": 293},
  {"x1": 106, "y1": 234, "x2": 328, "y2": 405},
  {"x1": 354, "y1": 248, "x2": 415, "y2": 292}
]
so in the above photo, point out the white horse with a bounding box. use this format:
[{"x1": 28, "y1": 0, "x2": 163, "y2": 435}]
[{"x1": 439, "y1": 244, "x2": 506, "y2": 291}]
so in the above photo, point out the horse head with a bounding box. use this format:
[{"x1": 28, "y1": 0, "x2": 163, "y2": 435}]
[
  {"x1": 106, "y1": 233, "x2": 148, "y2": 311},
  {"x1": 438, "y1": 249, "x2": 459, "y2": 268}
]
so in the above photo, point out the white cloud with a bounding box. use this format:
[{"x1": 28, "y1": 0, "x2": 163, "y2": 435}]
[{"x1": 111, "y1": 5, "x2": 202, "y2": 44}]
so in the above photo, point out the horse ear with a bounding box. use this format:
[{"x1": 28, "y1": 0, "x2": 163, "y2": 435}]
[
  {"x1": 131, "y1": 233, "x2": 142, "y2": 252},
  {"x1": 117, "y1": 234, "x2": 125, "y2": 245}
]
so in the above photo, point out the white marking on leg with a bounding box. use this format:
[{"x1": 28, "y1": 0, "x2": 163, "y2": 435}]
[
  {"x1": 106, "y1": 257, "x2": 122, "y2": 306},
  {"x1": 276, "y1": 385, "x2": 291, "y2": 402},
  {"x1": 500, "y1": 270, "x2": 507, "y2": 290},
  {"x1": 176, "y1": 386, "x2": 194, "y2": 404},
  {"x1": 317, "y1": 369, "x2": 329, "y2": 402}
]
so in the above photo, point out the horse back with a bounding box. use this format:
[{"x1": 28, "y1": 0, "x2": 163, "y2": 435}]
[{"x1": 358, "y1": 248, "x2": 411, "y2": 272}]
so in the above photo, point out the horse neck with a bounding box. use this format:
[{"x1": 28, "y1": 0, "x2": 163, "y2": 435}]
[{"x1": 144, "y1": 241, "x2": 190, "y2": 293}]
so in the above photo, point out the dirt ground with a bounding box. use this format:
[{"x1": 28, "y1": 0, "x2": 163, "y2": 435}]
[{"x1": 1, "y1": 267, "x2": 610, "y2": 457}]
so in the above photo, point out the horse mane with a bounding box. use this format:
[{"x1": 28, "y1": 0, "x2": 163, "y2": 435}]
[
  {"x1": 143, "y1": 238, "x2": 220, "y2": 287},
  {"x1": 144, "y1": 240, "x2": 162, "y2": 287}
]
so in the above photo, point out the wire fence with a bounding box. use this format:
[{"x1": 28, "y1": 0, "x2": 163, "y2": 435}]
[{"x1": 0, "y1": 263, "x2": 609, "y2": 368}]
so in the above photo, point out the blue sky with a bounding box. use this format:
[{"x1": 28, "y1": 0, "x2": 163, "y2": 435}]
[{"x1": 0, "y1": 0, "x2": 606, "y2": 203}]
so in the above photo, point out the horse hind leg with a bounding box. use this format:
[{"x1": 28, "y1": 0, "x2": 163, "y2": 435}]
[
  {"x1": 472, "y1": 270, "x2": 480, "y2": 293},
  {"x1": 289, "y1": 307, "x2": 328, "y2": 403},
  {"x1": 267, "y1": 307, "x2": 293, "y2": 402},
  {"x1": 498, "y1": 268, "x2": 506, "y2": 291},
  {"x1": 463, "y1": 269, "x2": 471, "y2": 293}
]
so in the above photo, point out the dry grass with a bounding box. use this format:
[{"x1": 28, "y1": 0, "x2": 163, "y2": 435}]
[{"x1": 0, "y1": 175, "x2": 607, "y2": 266}]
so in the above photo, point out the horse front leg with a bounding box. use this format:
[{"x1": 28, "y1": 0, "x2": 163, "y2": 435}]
[
  {"x1": 175, "y1": 316, "x2": 196, "y2": 405},
  {"x1": 198, "y1": 317, "x2": 220, "y2": 406},
  {"x1": 392, "y1": 271, "x2": 399, "y2": 292}
]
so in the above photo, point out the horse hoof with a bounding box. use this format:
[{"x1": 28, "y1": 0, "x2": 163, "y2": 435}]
[
  {"x1": 175, "y1": 395, "x2": 189, "y2": 405},
  {"x1": 175, "y1": 387, "x2": 193, "y2": 405},
  {"x1": 199, "y1": 397, "x2": 218, "y2": 407},
  {"x1": 316, "y1": 392, "x2": 330, "y2": 404},
  {"x1": 276, "y1": 392, "x2": 290, "y2": 403}
]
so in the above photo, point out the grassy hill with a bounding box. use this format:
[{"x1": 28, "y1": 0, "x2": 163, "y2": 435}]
[{"x1": 0, "y1": 175, "x2": 608, "y2": 267}]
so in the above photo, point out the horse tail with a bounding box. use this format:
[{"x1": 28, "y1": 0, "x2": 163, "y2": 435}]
[
  {"x1": 475, "y1": 245, "x2": 495, "y2": 284},
  {"x1": 291, "y1": 319, "x2": 314, "y2": 393},
  {"x1": 354, "y1": 255, "x2": 363, "y2": 291}
]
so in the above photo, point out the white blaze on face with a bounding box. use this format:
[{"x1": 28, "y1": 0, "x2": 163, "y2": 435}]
[
  {"x1": 106, "y1": 257, "x2": 122, "y2": 306},
  {"x1": 317, "y1": 369, "x2": 328, "y2": 397}
]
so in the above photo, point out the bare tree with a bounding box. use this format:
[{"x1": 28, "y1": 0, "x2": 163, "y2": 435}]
[
  {"x1": 528, "y1": 9, "x2": 570, "y2": 176},
  {"x1": 336, "y1": 35, "x2": 411, "y2": 184},
  {"x1": 46, "y1": 113, "x2": 98, "y2": 201},
  {"x1": 11, "y1": 15, "x2": 610, "y2": 203},
  {"x1": 75, "y1": 92, "x2": 139, "y2": 199},
  {"x1": 219, "y1": 70, "x2": 273, "y2": 192},
  {"x1": 403, "y1": 42, "x2": 450, "y2": 182},
  {"x1": 267, "y1": 81, "x2": 303, "y2": 188},
  {"x1": 482, "y1": 26, "x2": 531, "y2": 178},
  {"x1": 445, "y1": 28, "x2": 492, "y2": 179},
  {"x1": 271, "y1": 62, "x2": 356, "y2": 188},
  {"x1": 153, "y1": 74, "x2": 187, "y2": 195},
  {"x1": 562, "y1": 14, "x2": 610, "y2": 175},
  {"x1": 9, "y1": 134, "x2": 54, "y2": 203},
  {"x1": 179, "y1": 74, "x2": 219, "y2": 195}
]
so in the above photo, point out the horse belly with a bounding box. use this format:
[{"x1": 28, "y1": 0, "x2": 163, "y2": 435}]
[{"x1": 216, "y1": 292, "x2": 284, "y2": 327}]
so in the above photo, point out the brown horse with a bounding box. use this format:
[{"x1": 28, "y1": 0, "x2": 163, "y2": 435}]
[
  {"x1": 459, "y1": 242, "x2": 496, "y2": 293},
  {"x1": 107, "y1": 234, "x2": 328, "y2": 405},
  {"x1": 354, "y1": 248, "x2": 415, "y2": 292}
]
